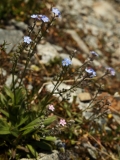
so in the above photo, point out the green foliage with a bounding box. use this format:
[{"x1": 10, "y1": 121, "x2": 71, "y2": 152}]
[
  {"x1": 0, "y1": 0, "x2": 46, "y2": 22},
  {"x1": 0, "y1": 3, "x2": 119, "y2": 159},
  {"x1": 0, "y1": 85, "x2": 57, "y2": 158}
]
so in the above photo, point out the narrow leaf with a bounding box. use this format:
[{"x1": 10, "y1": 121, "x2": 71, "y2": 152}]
[
  {"x1": 16, "y1": 115, "x2": 29, "y2": 128},
  {"x1": 0, "y1": 93, "x2": 7, "y2": 106},
  {"x1": 20, "y1": 117, "x2": 40, "y2": 131},
  {"x1": 4, "y1": 85, "x2": 14, "y2": 102},
  {"x1": 22, "y1": 128, "x2": 36, "y2": 136},
  {"x1": 0, "y1": 119, "x2": 10, "y2": 135},
  {"x1": 0, "y1": 109, "x2": 9, "y2": 118},
  {"x1": 27, "y1": 144, "x2": 38, "y2": 157},
  {"x1": 43, "y1": 116, "x2": 57, "y2": 126},
  {"x1": 44, "y1": 136, "x2": 56, "y2": 141}
]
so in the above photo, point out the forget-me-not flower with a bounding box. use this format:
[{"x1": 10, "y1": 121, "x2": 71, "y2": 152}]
[
  {"x1": 89, "y1": 51, "x2": 99, "y2": 61},
  {"x1": 85, "y1": 68, "x2": 96, "y2": 77},
  {"x1": 106, "y1": 67, "x2": 115, "y2": 76},
  {"x1": 31, "y1": 14, "x2": 49, "y2": 22},
  {"x1": 90, "y1": 51, "x2": 99, "y2": 57},
  {"x1": 38, "y1": 15, "x2": 49, "y2": 22},
  {"x1": 24, "y1": 36, "x2": 32, "y2": 44},
  {"x1": 52, "y1": 8, "x2": 61, "y2": 17},
  {"x1": 62, "y1": 58, "x2": 72, "y2": 66},
  {"x1": 31, "y1": 14, "x2": 38, "y2": 19}
]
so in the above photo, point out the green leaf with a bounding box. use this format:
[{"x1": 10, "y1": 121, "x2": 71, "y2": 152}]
[
  {"x1": 31, "y1": 140, "x2": 53, "y2": 151},
  {"x1": 0, "y1": 109, "x2": 9, "y2": 118},
  {"x1": 10, "y1": 128, "x2": 19, "y2": 137},
  {"x1": 15, "y1": 87, "x2": 26, "y2": 104},
  {"x1": 71, "y1": 139, "x2": 76, "y2": 145},
  {"x1": 20, "y1": 117, "x2": 40, "y2": 131},
  {"x1": 22, "y1": 127, "x2": 36, "y2": 136},
  {"x1": 0, "y1": 93, "x2": 7, "y2": 106},
  {"x1": 4, "y1": 85, "x2": 14, "y2": 103},
  {"x1": 0, "y1": 119, "x2": 10, "y2": 135},
  {"x1": 26, "y1": 144, "x2": 38, "y2": 157},
  {"x1": 44, "y1": 136, "x2": 56, "y2": 141},
  {"x1": 16, "y1": 115, "x2": 29, "y2": 128},
  {"x1": 75, "y1": 118, "x2": 83, "y2": 124},
  {"x1": 43, "y1": 116, "x2": 57, "y2": 126},
  {"x1": 20, "y1": 116, "x2": 57, "y2": 135},
  {"x1": 66, "y1": 109, "x2": 72, "y2": 117},
  {"x1": 17, "y1": 145, "x2": 29, "y2": 152}
]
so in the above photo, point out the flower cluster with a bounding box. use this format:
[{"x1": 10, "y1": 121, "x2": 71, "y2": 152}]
[
  {"x1": 85, "y1": 68, "x2": 96, "y2": 77},
  {"x1": 89, "y1": 51, "x2": 99, "y2": 61},
  {"x1": 24, "y1": 36, "x2": 32, "y2": 44},
  {"x1": 106, "y1": 67, "x2": 115, "y2": 76},
  {"x1": 52, "y1": 8, "x2": 61, "y2": 17},
  {"x1": 62, "y1": 58, "x2": 72, "y2": 66},
  {"x1": 31, "y1": 14, "x2": 49, "y2": 22},
  {"x1": 90, "y1": 51, "x2": 99, "y2": 57},
  {"x1": 31, "y1": 8, "x2": 61, "y2": 22}
]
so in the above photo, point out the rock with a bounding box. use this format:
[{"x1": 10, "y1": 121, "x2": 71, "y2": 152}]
[
  {"x1": 93, "y1": 1, "x2": 119, "y2": 20},
  {"x1": 0, "y1": 29, "x2": 24, "y2": 53},
  {"x1": 0, "y1": 68, "x2": 7, "y2": 76},
  {"x1": 78, "y1": 92, "x2": 92, "y2": 102},
  {"x1": 37, "y1": 42, "x2": 60, "y2": 64},
  {"x1": 9, "y1": 19, "x2": 28, "y2": 31},
  {"x1": 52, "y1": 44, "x2": 63, "y2": 52},
  {"x1": 46, "y1": 82, "x2": 82, "y2": 103},
  {"x1": 57, "y1": 0, "x2": 82, "y2": 15},
  {"x1": 63, "y1": 29, "x2": 89, "y2": 54},
  {"x1": 20, "y1": 150, "x2": 59, "y2": 160},
  {"x1": 82, "y1": 142, "x2": 97, "y2": 159},
  {"x1": 84, "y1": 35, "x2": 98, "y2": 49},
  {"x1": 5, "y1": 74, "x2": 17, "y2": 87},
  {"x1": 112, "y1": 114, "x2": 120, "y2": 125},
  {"x1": 5, "y1": 74, "x2": 21, "y2": 88},
  {"x1": 87, "y1": 16, "x2": 105, "y2": 28},
  {"x1": 38, "y1": 150, "x2": 59, "y2": 160},
  {"x1": 114, "y1": 92, "x2": 120, "y2": 99}
]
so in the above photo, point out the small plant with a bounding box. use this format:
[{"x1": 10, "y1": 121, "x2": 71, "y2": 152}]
[{"x1": 0, "y1": 5, "x2": 118, "y2": 160}]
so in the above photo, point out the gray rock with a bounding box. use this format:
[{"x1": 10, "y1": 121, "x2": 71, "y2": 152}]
[
  {"x1": 38, "y1": 150, "x2": 59, "y2": 160},
  {"x1": 20, "y1": 150, "x2": 59, "y2": 160},
  {"x1": 0, "y1": 29, "x2": 24, "y2": 53},
  {"x1": 46, "y1": 82, "x2": 81, "y2": 103},
  {"x1": 87, "y1": 16, "x2": 105, "y2": 28},
  {"x1": 37, "y1": 42, "x2": 60, "y2": 64},
  {"x1": 5, "y1": 74, "x2": 21, "y2": 88},
  {"x1": 93, "y1": 1, "x2": 119, "y2": 20},
  {"x1": 9, "y1": 19, "x2": 28, "y2": 31},
  {"x1": 52, "y1": 44, "x2": 63, "y2": 52},
  {"x1": 0, "y1": 68, "x2": 7, "y2": 76},
  {"x1": 64, "y1": 29, "x2": 89, "y2": 54},
  {"x1": 84, "y1": 35, "x2": 98, "y2": 49}
]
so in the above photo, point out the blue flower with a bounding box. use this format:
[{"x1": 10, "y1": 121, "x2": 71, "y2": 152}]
[
  {"x1": 31, "y1": 14, "x2": 38, "y2": 19},
  {"x1": 106, "y1": 67, "x2": 115, "y2": 76},
  {"x1": 38, "y1": 15, "x2": 49, "y2": 22},
  {"x1": 62, "y1": 58, "x2": 72, "y2": 66},
  {"x1": 31, "y1": 14, "x2": 49, "y2": 22},
  {"x1": 24, "y1": 36, "x2": 32, "y2": 44},
  {"x1": 85, "y1": 68, "x2": 96, "y2": 77},
  {"x1": 52, "y1": 8, "x2": 61, "y2": 17},
  {"x1": 90, "y1": 51, "x2": 98, "y2": 57}
]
